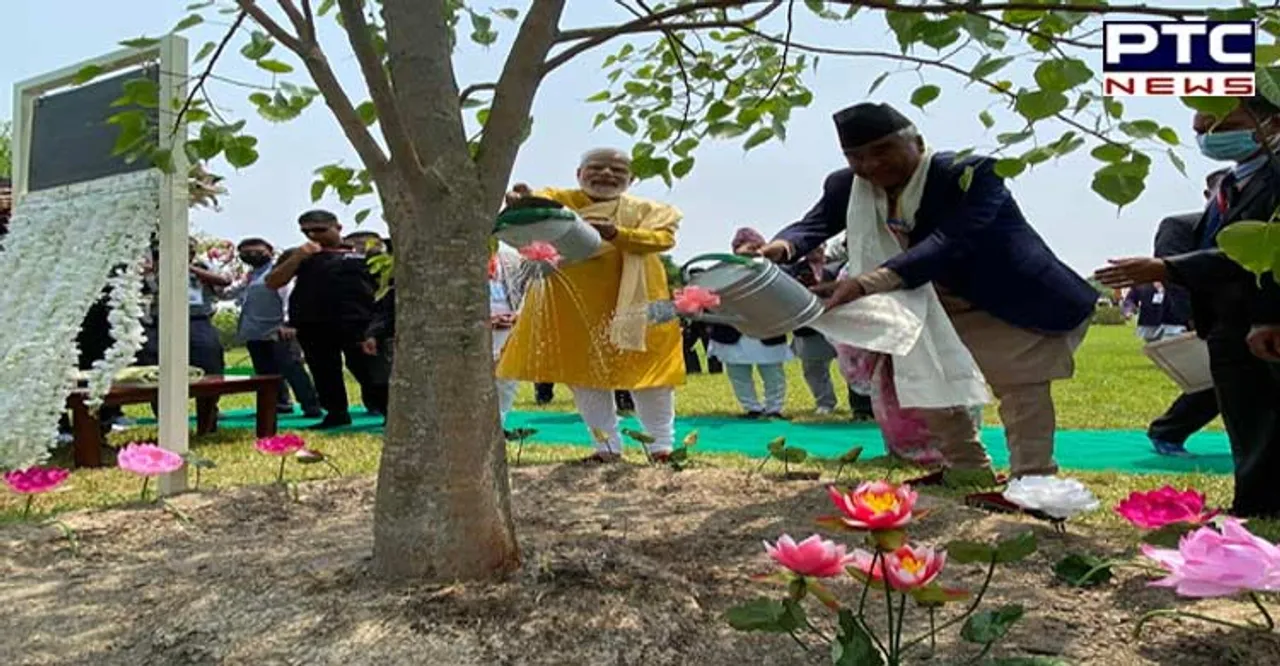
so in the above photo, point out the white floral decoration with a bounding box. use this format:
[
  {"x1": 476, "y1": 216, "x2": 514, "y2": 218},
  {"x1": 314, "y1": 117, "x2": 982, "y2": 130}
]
[
  {"x1": 1002, "y1": 475, "x2": 1101, "y2": 520},
  {"x1": 0, "y1": 171, "x2": 159, "y2": 469}
]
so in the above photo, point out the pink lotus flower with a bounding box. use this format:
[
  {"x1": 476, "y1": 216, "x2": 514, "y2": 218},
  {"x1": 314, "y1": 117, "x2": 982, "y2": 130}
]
[
  {"x1": 673, "y1": 286, "x2": 721, "y2": 315},
  {"x1": 764, "y1": 534, "x2": 857, "y2": 578},
  {"x1": 827, "y1": 481, "x2": 917, "y2": 531},
  {"x1": 3, "y1": 466, "x2": 70, "y2": 519},
  {"x1": 255, "y1": 433, "x2": 306, "y2": 456},
  {"x1": 117, "y1": 443, "x2": 184, "y2": 501},
  {"x1": 1115, "y1": 486, "x2": 1218, "y2": 530},
  {"x1": 117, "y1": 443, "x2": 185, "y2": 477},
  {"x1": 519, "y1": 241, "x2": 561, "y2": 265},
  {"x1": 3, "y1": 466, "x2": 70, "y2": 494},
  {"x1": 850, "y1": 544, "x2": 947, "y2": 591},
  {"x1": 1142, "y1": 518, "x2": 1280, "y2": 597}
]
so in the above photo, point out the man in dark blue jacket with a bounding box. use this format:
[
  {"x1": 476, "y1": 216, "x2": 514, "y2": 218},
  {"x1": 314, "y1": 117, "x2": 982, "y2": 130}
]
[
  {"x1": 745, "y1": 102, "x2": 1096, "y2": 491},
  {"x1": 1098, "y1": 96, "x2": 1280, "y2": 518}
]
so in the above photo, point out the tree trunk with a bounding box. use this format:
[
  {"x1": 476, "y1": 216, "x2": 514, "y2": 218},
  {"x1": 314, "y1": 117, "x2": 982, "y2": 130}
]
[{"x1": 370, "y1": 172, "x2": 519, "y2": 581}]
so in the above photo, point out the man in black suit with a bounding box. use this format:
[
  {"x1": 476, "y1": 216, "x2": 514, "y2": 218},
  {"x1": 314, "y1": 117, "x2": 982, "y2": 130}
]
[
  {"x1": 1142, "y1": 170, "x2": 1228, "y2": 456},
  {"x1": 1098, "y1": 97, "x2": 1280, "y2": 519}
]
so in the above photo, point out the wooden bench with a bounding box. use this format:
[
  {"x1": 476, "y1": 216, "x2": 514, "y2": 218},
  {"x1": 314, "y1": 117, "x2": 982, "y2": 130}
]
[{"x1": 66, "y1": 374, "x2": 281, "y2": 468}]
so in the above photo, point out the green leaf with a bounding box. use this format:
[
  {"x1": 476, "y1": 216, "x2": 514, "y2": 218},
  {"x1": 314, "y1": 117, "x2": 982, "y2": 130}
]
[
  {"x1": 910, "y1": 84, "x2": 941, "y2": 109},
  {"x1": 946, "y1": 539, "x2": 995, "y2": 564},
  {"x1": 193, "y1": 41, "x2": 217, "y2": 63},
  {"x1": 724, "y1": 598, "x2": 802, "y2": 633},
  {"x1": 994, "y1": 531, "x2": 1037, "y2": 563},
  {"x1": 1053, "y1": 553, "x2": 1112, "y2": 587},
  {"x1": 356, "y1": 101, "x2": 377, "y2": 126},
  {"x1": 959, "y1": 165, "x2": 975, "y2": 191},
  {"x1": 996, "y1": 130, "x2": 1033, "y2": 146},
  {"x1": 979, "y1": 111, "x2": 995, "y2": 129},
  {"x1": 257, "y1": 59, "x2": 294, "y2": 74},
  {"x1": 839, "y1": 446, "x2": 863, "y2": 464},
  {"x1": 355, "y1": 209, "x2": 372, "y2": 224},
  {"x1": 585, "y1": 90, "x2": 610, "y2": 103},
  {"x1": 172, "y1": 14, "x2": 204, "y2": 33},
  {"x1": 706, "y1": 101, "x2": 733, "y2": 121},
  {"x1": 1015, "y1": 90, "x2": 1068, "y2": 122},
  {"x1": 1090, "y1": 144, "x2": 1130, "y2": 162},
  {"x1": 766, "y1": 437, "x2": 786, "y2": 454},
  {"x1": 224, "y1": 137, "x2": 260, "y2": 168},
  {"x1": 972, "y1": 55, "x2": 1015, "y2": 81},
  {"x1": 310, "y1": 181, "x2": 326, "y2": 202},
  {"x1": 1258, "y1": 67, "x2": 1280, "y2": 110},
  {"x1": 622, "y1": 428, "x2": 655, "y2": 444},
  {"x1": 1258, "y1": 43, "x2": 1280, "y2": 66},
  {"x1": 1091, "y1": 158, "x2": 1150, "y2": 207},
  {"x1": 614, "y1": 116, "x2": 638, "y2": 135},
  {"x1": 1103, "y1": 97, "x2": 1125, "y2": 119},
  {"x1": 1119, "y1": 120, "x2": 1160, "y2": 139},
  {"x1": 1033, "y1": 58, "x2": 1093, "y2": 92},
  {"x1": 672, "y1": 157, "x2": 695, "y2": 178},
  {"x1": 910, "y1": 583, "x2": 971, "y2": 606},
  {"x1": 1167, "y1": 149, "x2": 1187, "y2": 177},
  {"x1": 994, "y1": 158, "x2": 1026, "y2": 179},
  {"x1": 832, "y1": 609, "x2": 884, "y2": 666},
  {"x1": 1180, "y1": 96, "x2": 1239, "y2": 119},
  {"x1": 240, "y1": 31, "x2": 275, "y2": 61},
  {"x1": 743, "y1": 127, "x2": 775, "y2": 151},
  {"x1": 1156, "y1": 127, "x2": 1179, "y2": 146},
  {"x1": 1216, "y1": 221, "x2": 1280, "y2": 278},
  {"x1": 961, "y1": 604, "x2": 1025, "y2": 644},
  {"x1": 73, "y1": 65, "x2": 105, "y2": 85},
  {"x1": 868, "y1": 71, "x2": 890, "y2": 95},
  {"x1": 119, "y1": 37, "x2": 160, "y2": 49}
]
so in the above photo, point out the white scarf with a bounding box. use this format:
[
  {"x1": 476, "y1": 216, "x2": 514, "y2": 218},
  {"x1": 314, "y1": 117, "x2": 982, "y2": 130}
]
[{"x1": 808, "y1": 150, "x2": 989, "y2": 409}]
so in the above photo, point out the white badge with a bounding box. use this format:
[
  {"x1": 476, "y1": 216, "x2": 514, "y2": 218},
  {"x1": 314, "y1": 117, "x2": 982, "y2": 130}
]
[{"x1": 1152, "y1": 292, "x2": 1164, "y2": 305}]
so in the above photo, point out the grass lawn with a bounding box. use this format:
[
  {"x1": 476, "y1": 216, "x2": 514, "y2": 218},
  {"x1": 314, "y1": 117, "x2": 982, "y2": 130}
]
[{"x1": 5, "y1": 324, "x2": 1252, "y2": 536}]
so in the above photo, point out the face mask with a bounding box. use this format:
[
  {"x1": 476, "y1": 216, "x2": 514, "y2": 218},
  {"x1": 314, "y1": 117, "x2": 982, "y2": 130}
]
[
  {"x1": 1196, "y1": 130, "x2": 1261, "y2": 162},
  {"x1": 240, "y1": 253, "x2": 270, "y2": 267}
]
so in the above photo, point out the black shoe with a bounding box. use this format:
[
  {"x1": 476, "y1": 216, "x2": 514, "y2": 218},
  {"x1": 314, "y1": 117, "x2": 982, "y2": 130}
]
[
  {"x1": 277, "y1": 405, "x2": 296, "y2": 415},
  {"x1": 741, "y1": 411, "x2": 764, "y2": 420},
  {"x1": 765, "y1": 412, "x2": 790, "y2": 421},
  {"x1": 307, "y1": 415, "x2": 352, "y2": 430},
  {"x1": 302, "y1": 409, "x2": 324, "y2": 419}
]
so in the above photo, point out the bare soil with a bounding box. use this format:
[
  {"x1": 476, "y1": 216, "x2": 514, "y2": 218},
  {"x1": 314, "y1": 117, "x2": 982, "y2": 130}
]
[{"x1": 2, "y1": 465, "x2": 1278, "y2": 665}]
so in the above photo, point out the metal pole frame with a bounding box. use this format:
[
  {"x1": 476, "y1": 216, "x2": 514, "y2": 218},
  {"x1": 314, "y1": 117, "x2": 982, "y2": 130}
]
[{"x1": 12, "y1": 36, "x2": 191, "y2": 495}]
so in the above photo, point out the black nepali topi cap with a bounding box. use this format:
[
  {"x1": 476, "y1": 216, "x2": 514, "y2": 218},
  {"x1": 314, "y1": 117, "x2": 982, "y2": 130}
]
[{"x1": 833, "y1": 102, "x2": 913, "y2": 150}]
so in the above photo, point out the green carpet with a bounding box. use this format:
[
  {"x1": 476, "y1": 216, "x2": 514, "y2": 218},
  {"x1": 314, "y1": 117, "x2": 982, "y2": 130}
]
[{"x1": 162, "y1": 408, "x2": 1235, "y2": 476}]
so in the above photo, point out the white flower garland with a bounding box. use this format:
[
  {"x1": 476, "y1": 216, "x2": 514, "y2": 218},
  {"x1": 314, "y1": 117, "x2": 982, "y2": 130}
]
[{"x1": 0, "y1": 171, "x2": 159, "y2": 470}]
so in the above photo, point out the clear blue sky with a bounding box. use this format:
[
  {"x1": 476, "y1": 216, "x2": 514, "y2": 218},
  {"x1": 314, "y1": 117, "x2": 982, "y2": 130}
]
[{"x1": 4, "y1": 1, "x2": 1233, "y2": 273}]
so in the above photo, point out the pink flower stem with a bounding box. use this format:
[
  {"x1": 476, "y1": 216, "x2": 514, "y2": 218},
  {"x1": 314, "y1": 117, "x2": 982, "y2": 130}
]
[
  {"x1": 893, "y1": 592, "x2": 907, "y2": 659},
  {"x1": 139, "y1": 477, "x2": 150, "y2": 502},
  {"x1": 928, "y1": 608, "x2": 936, "y2": 653},
  {"x1": 854, "y1": 550, "x2": 889, "y2": 658},
  {"x1": 881, "y1": 550, "x2": 899, "y2": 664},
  {"x1": 21, "y1": 495, "x2": 33, "y2": 520},
  {"x1": 901, "y1": 554, "x2": 999, "y2": 655},
  {"x1": 1252, "y1": 592, "x2": 1276, "y2": 631},
  {"x1": 277, "y1": 456, "x2": 287, "y2": 485}
]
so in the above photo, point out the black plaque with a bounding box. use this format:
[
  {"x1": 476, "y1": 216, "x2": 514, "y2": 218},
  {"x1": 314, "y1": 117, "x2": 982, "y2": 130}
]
[{"x1": 27, "y1": 66, "x2": 160, "y2": 192}]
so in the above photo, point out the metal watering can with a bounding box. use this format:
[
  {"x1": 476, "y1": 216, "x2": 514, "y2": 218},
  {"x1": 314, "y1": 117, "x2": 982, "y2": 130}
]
[
  {"x1": 493, "y1": 196, "x2": 602, "y2": 265},
  {"x1": 679, "y1": 253, "x2": 824, "y2": 339}
]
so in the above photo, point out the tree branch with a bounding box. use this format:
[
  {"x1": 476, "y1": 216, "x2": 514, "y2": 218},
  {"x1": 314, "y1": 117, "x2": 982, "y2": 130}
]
[
  {"x1": 459, "y1": 82, "x2": 497, "y2": 107},
  {"x1": 741, "y1": 26, "x2": 1119, "y2": 148},
  {"x1": 237, "y1": 0, "x2": 389, "y2": 171},
  {"x1": 173, "y1": 10, "x2": 248, "y2": 135},
  {"x1": 475, "y1": 0, "x2": 568, "y2": 205},
  {"x1": 337, "y1": 0, "x2": 421, "y2": 175},
  {"x1": 300, "y1": 0, "x2": 316, "y2": 42},
  {"x1": 547, "y1": 1, "x2": 784, "y2": 73}
]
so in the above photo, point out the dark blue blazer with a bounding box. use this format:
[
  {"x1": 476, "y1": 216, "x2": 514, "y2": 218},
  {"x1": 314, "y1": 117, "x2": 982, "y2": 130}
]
[{"x1": 774, "y1": 153, "x2": 1097, "y2": 333}]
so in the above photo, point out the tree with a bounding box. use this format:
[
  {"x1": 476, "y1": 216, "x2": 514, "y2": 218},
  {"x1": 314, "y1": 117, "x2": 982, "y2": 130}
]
[{"x1": 86, "y1": 0, "x2": 1280, "y2": 583}]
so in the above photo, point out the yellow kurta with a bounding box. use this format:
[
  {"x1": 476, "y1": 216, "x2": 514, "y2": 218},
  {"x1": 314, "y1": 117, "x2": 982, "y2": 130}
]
[{"x1": 496, "y1": 188, "x2": 686, "y2": 390}]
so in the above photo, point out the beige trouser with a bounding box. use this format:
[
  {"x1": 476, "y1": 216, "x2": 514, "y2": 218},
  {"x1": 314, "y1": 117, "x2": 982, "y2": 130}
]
[{"x1": 855, "y1": 270, "x2": 1089, "y2": 477}]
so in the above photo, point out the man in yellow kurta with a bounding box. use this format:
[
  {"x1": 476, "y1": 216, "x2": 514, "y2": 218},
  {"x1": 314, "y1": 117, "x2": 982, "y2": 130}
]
[{"x1": 497, "y1": 148, "x2": 685, "y2": 463}]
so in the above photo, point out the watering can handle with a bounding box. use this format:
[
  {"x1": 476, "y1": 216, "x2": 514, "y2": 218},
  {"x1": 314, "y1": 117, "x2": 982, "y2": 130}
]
[{"x1": 679, "y1": 252, "x2": 757, "y2": 283}]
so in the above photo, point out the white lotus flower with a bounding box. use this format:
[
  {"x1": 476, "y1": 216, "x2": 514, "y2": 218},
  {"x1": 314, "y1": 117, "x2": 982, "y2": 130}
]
[{"x1": 1002, "y1": 475, "x2": 1100, "y2": 520}]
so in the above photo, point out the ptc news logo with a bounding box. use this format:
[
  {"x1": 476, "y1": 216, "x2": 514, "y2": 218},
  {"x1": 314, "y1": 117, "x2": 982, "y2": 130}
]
[{"x1": 1103, "y1": 21, "x2": 1256, "y2": 97}]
